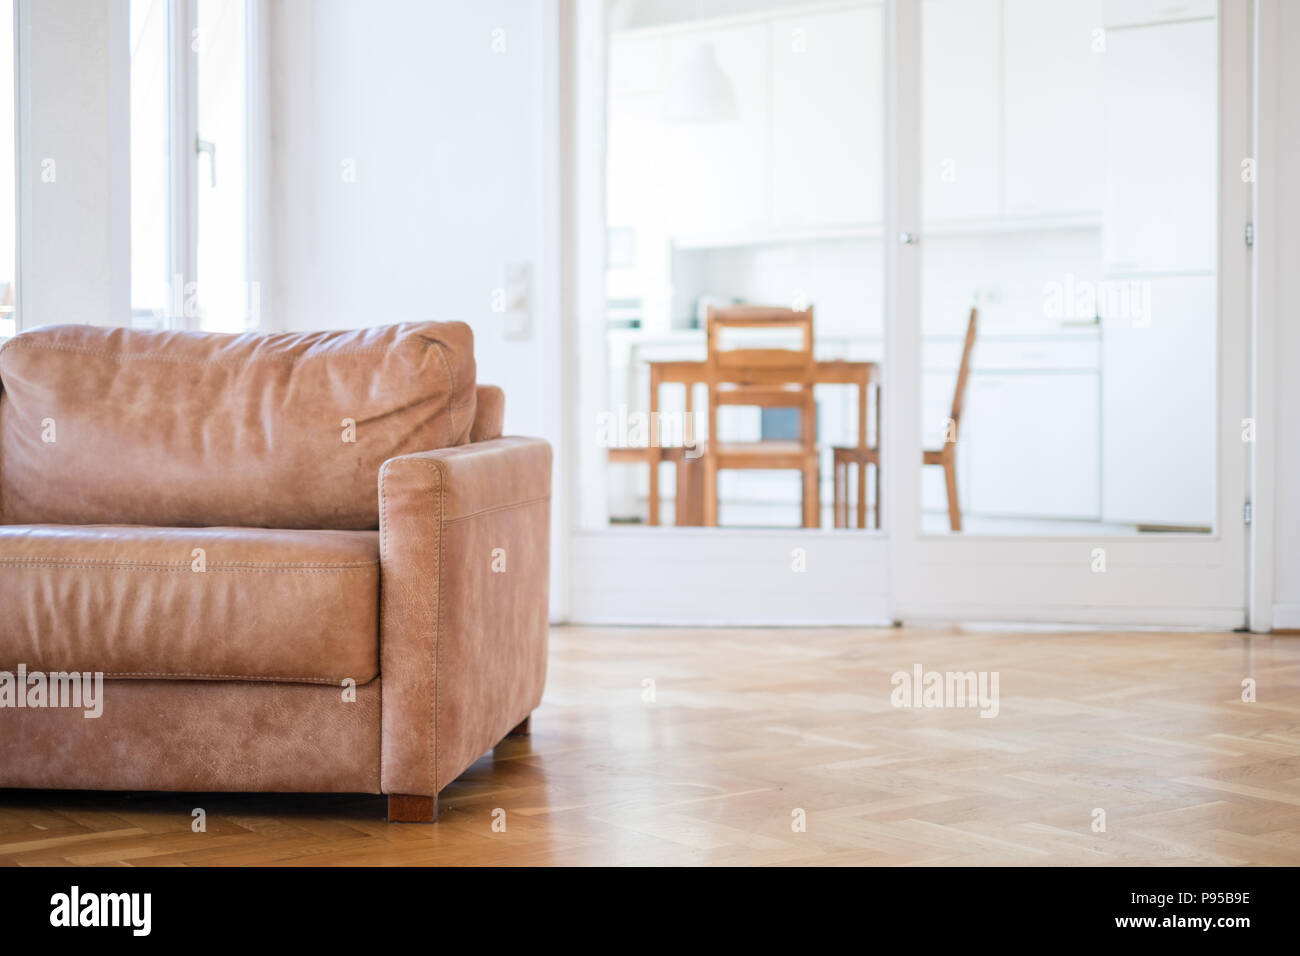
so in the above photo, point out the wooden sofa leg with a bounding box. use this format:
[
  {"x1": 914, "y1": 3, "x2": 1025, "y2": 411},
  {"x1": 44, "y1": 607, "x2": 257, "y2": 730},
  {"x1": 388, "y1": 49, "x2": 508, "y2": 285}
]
[
  {"x1": 508, "y1": 715, "x2": 531, "y2": 736},
  {"x1": 388, "y1": 793, "x2": 437, "y2": 823}
]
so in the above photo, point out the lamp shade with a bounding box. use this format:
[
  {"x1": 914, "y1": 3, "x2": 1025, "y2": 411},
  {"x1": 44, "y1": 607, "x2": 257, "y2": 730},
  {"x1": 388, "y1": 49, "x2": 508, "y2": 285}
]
[{"x1": 662, "y1": 42, "x2": 739, "y2": 123}]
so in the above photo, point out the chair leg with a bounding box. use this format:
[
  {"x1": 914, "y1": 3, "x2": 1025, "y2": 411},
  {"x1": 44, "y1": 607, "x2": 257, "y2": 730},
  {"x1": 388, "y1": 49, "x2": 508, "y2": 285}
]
[
  {"x1": 873, "y1": 461, "x2": 882, "y2": 530},
  {"x1": 508, "y1": 715, "x2": 531, "y2": 736},
  {"x1": 802, "y1": 461, "x2": 820, "y2": 528},
  {"x1": 944, "y1": 456, "x2": 962, "y2": 532},
  {"x1": 856, "y1": 459, "x2": 867, "y2": 530},
  {"x1": 703, "y1": 459, "x2": 719, "y2": 526},
  {"x1": 676, "y1": 457, "x2": 704, "y2": 526},
  {"x1": 647, "y1": 451, "x2": 660, "y2": 527},
  {"x1": 388, "y1": 793, "x2": 437, "y2": 823},
  {"x1": 833, "y1": 459, "x2": 846, "y2": 529}
]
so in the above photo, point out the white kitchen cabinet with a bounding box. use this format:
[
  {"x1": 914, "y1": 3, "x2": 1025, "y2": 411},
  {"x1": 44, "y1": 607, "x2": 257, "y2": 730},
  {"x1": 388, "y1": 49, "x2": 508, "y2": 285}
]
[
  {"x1": 770, "y1": 6, "x2": 883, "y2": 228},
  {"x1": 922, "y1": 0, "x2": 1002, "y2": 222},
  {"x1": 1002, "y1": 0, "x2": 1104, "y2": 219},
  {"x1": 1101, "y1": 275, "x2": 1215, "y2": 528},
  {"x1": 1101, "y1": 18, "x2": 1216, "y2": 275},
  {"x1": 966, "y1": 372, "x2": 1100, "y2": 519},
  {"x1": 665, "y1": 23, "x2": 771, "y2": 240}
]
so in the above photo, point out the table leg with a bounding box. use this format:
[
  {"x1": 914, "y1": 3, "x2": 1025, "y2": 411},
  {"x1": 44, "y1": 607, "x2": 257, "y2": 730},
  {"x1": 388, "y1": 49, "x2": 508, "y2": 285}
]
[
  {"x1": 834, "y1": 458, "x2": 846, "y2": 529},
  {"x1": 647, "y1": 365, "x2": 660, "y2": 527}
]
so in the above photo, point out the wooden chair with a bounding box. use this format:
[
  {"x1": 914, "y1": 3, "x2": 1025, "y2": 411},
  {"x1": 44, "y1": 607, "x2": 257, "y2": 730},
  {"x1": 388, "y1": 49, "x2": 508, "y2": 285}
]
[
  {"x1": 607, "y1": 445, "x2": 705, "y2": 526},
  {"x1": 923, "y1": 307, "x2": 977, "y2": 531},
  {"x1": 832, "y1": 307, "x2": 977, "y2": 532},
  {"x1": 832, "y1": 366, "x2": 882, "y2": 529},
  {"x1": 703, "y1": 305, "x2": 819, "y2": 528}
]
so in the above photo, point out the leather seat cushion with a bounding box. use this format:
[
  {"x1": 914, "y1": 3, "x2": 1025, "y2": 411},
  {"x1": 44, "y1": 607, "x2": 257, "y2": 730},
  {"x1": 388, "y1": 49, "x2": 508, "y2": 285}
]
[{"x1": 0, "y1": 524, "x2": 379, "y2": 685}]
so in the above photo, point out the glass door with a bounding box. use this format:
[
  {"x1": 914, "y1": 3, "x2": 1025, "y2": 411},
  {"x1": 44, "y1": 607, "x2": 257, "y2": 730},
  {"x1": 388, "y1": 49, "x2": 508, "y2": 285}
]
[
  {"x1": 889, "y1": 0, "x2": 1248, "y2": 626},
  {"x1": 570, "y1": 0, "x2": 894, "y2": 624},
  {"x1": 566, "y1": 0, "x2": 1248, "y2": 627}
]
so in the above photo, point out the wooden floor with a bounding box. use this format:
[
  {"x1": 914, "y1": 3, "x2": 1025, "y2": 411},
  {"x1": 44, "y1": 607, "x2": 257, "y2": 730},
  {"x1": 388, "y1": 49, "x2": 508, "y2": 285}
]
[{"x1": 3, "y1": 625, "x2": 1299, "y2": 866}]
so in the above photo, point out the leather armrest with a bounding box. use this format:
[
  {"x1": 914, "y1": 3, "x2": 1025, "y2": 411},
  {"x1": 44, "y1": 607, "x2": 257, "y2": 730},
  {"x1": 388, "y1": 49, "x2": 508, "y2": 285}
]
[{"x1": 377, "y1": 436, "x2": 551, "y2": 797}]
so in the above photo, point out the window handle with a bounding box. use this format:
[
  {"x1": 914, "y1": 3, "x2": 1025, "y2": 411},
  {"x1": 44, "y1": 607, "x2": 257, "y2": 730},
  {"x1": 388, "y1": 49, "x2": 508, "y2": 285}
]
[{"x1": 195, "y1": 136, "x2": 216, "y2": 188}]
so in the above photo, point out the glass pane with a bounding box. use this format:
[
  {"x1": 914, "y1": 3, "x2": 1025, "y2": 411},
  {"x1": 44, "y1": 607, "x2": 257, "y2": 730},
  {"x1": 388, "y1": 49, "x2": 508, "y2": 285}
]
[
  {"x1": 919, "y1": 0, "x2": 1217, "y2": 536},
  {"x1": 130, "y1": 0, "x2": 170, "y2": 325},
  {"x1": 0, "y1": 0, "x2": 15, "y2": 339},
  {"x1": 195, "y1": 0, "x2": 250, "y2": 332},
  {"x1": 599, "y1": 0, "x2": 884, "y2": 531}
]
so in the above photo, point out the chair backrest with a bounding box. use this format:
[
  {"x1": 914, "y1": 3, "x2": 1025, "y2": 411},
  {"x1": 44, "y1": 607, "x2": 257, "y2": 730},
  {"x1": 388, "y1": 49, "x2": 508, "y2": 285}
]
[
  {"x1": 949, "y1": 307, "x2": 979, "y2": 433},
  {"x1": 706, "y1": 305, "x2": 815, "y2": 388},
  {"x1": 705, "y1": 305, "x2": 816, "y2": 448}
]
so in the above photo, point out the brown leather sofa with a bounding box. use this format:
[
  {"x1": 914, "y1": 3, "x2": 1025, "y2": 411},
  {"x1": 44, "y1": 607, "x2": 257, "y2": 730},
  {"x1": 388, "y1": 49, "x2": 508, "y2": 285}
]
[{"x1": 0, "y1": 321, "x2": 550, "y2": 821}]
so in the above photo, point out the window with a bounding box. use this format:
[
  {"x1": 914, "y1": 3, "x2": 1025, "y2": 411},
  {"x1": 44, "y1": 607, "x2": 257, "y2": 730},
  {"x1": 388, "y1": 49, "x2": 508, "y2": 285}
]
[
  {"x1": 1, "y1": 0, "x2": 15, "y2": 339},
  {"x1": 130, "y1": 0, "x2": 170, "y2": 324},
  {"x1": 130, "y1": 0, "x2": 254, "y2": 332},
  {"x1": 194, "y1": 0, "x2": 249, "y2": 332}
]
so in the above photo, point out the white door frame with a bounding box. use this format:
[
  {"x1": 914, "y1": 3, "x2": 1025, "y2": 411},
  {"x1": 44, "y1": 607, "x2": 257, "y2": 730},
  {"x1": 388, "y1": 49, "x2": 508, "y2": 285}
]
[
  {"x1": 1247, "y1": 0, "x2": 1277, "y2": 632},
  {"x1": 559, "y1": 0, "x2": 1255, "y2": 629}
]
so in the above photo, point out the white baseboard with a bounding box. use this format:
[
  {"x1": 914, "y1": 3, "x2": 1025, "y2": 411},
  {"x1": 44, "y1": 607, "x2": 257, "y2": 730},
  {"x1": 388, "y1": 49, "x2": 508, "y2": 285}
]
[{"x1": 1273, "y1": 604, "x2": 1300, "y2": 630}]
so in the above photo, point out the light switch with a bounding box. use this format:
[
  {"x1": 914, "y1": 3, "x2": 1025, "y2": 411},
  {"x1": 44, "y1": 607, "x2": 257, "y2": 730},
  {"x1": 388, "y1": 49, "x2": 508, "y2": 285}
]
[{"x1": 503, "y1": 261, "x2": 532, "y2": 341}]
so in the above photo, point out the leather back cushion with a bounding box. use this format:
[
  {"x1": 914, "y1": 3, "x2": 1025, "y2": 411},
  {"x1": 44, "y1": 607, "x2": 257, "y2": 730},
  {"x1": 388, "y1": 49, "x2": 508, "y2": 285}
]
[
  {"x1": 0, "y1": 322, "x2": 476, "y2": 529},
  {"x1": 471, "y1": 385, "x2": 505, "y2": 442}
]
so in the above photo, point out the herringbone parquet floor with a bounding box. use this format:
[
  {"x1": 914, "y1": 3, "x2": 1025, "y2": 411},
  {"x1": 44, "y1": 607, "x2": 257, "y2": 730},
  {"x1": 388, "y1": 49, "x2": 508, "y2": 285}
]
[{"x1": 2, "y1": 625, "x2": 1298, "y2": 865}]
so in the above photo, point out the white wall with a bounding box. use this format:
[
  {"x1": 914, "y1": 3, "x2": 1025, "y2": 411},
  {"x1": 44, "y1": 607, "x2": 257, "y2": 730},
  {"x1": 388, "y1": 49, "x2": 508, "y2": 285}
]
[
  {"x1": 17, "y1": 0, "x2": 129, "y2": 330},
  {"x1": 265, "y1": 0, "x2": 568, "y2": 616},
  {"x1": 1270, "y1": 0, "x2": 1300, "y2": 627},
  {"x1": 265, "y1": 0, "x2": 558, "y2": 440},
  {"x1": 0, "y1": 0, "x2": 15, "y2": 307}
]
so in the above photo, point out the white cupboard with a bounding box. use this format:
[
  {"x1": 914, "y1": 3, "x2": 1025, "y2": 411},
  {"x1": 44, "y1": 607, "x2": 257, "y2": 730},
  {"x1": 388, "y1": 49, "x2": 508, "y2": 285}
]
[
  {"x1": 1001, "y1": 0, "x2": 1104, "y2": 219},
  {"x1": 1100, "y1": 275, "x2": 1215, "y2": 528},
  {"x1": 967, "y1": 372, "x2": 1100, "y2": 519},
  {"x1": 1101, "y1": 18, "x2": 1217, "y2": 275},
  {"x1": 770, "y1": 6, "x2": 883, "y2": 228},
  {"x1": 921, "y1": 0, "x2": 1002, "y2": 221},
  {"x1": 1099, "y1": 14, "x2": 1217, "y2": 529}
]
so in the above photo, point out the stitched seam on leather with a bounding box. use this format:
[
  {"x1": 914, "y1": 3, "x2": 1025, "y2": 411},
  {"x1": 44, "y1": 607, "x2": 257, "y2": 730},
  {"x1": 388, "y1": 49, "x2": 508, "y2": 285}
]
[
  {"x1": 436, "y1": 459, "x2": 445, "y2": 796},
  {"x1": 0, "y1": 560, "x2": 374, "y2": 572},
  {"x1": 98, "y1": 671, "x2": 371, "y2": 683},
  {"x1": 378, "y1": 457, "x2": 443, "y2": 796},
  {"x1": 444, "y1": 494, "x2": 550, "y2": 525},
  {"x1": 0, "y1": 556, "x2": 378, "y2": 567},
  {"x1": 0, "y1": 339, "x2": 428, "y2": 364}
]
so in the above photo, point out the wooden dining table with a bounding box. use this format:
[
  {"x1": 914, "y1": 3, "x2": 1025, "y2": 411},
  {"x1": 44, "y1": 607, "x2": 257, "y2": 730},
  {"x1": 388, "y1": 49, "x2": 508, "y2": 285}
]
[{"x1": 613, "y1": 358, "x2": 881, "y2": 527}]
